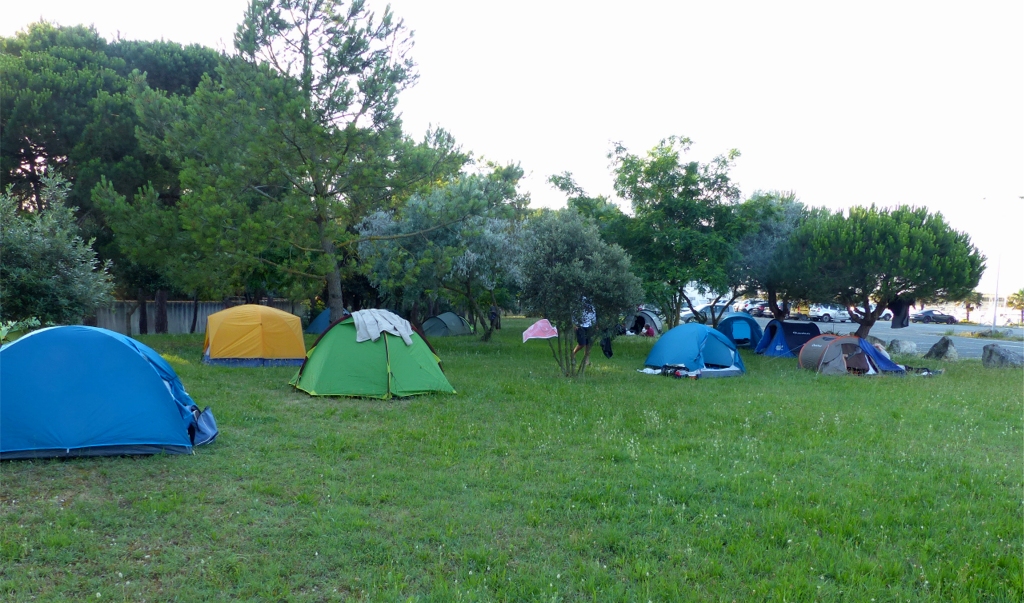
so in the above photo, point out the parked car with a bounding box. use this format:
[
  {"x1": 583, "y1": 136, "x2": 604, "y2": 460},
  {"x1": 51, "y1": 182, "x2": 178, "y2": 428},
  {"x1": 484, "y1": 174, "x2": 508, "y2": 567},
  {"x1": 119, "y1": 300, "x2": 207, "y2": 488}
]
[
  {"x1": 735, "y1": 299, "x2": 765, "y2": 313},
  {"x1": 749, "y1": 302, "x2": 772, "y2": 317},
  {"x1": 911, "y1": 310, "x2": 957, "y2": 324},
  {"x1": 848, "y1": 303, "x2": 893, "y2": 321},
  {"x1": 680, "y1": 303, "x2": 732, "y2": 323},
  {"x1": 808, "y1": 303, "x2": 850, "y2": 322}
]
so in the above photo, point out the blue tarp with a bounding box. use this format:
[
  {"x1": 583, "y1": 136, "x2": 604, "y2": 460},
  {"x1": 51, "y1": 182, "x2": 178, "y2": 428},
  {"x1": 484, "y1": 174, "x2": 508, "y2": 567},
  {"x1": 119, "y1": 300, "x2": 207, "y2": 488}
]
[
  {"x1": 644, "y1": 323, "x2": 745, "y2": 375},
  {"x1": 715, "y1": 313, "x2": 764, "y2": 349},
  {"x1": 855, "y1": 337, "x2": 906, "y2": 374},
  {"x1": 306, "y1": 308, "x2": 352, "y2": 334},
  {"x1": 0, "y1": 326, "x2": 215, "y2": 459},
  {"x1": 306, "y1": 309, "x2": 331, "y2": 334},
  {"x1": 755, "y1": 319, "x2": 821, "y2": 357}
]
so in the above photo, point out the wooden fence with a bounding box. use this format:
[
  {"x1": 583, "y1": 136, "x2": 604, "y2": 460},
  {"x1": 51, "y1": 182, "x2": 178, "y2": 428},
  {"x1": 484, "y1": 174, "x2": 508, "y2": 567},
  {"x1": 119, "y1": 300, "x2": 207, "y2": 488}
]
[{"x1": 95, "y1": 301, "x2": 308, "y2": 336}]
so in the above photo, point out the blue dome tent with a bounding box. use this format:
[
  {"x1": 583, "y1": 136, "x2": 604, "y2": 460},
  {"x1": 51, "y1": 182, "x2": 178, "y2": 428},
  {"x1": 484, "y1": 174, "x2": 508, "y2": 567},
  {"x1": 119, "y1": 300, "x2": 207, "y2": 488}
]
[
  {"x1": 754, "y1": 319, "x2": 821, "y2": 357},
  {"x1": 644, "y1": 323, "x2": 745, "y2": 378},
  {"x1": 306, "y1": 308, "x2": 351, "y2": 334},
  {"x1": 0, "y1": 326, "x2": 217, "y2": 459},
  {"x1": 715, "y1": 313, "x2": 764, "y2": 348}
]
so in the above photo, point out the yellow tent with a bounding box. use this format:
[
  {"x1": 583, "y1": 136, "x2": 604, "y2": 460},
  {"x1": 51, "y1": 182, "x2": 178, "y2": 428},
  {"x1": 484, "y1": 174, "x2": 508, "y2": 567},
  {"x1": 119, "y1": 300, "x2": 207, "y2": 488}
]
[{"x1": 202, "y1": 305, "x2": 306, "y2": 366}]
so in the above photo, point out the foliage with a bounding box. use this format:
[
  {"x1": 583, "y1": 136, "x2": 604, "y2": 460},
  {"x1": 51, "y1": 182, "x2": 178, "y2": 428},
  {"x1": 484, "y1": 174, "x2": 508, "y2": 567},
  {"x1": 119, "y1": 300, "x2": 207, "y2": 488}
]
[
  {"x1": 1, "y1": 21, "x2": 222, "y2": 295},
  {"x1": 92, "y1": 178, "x2": 239, "y2": 301},
  {"x1": 955, "y1": 290, "x2": 984, "y2": 322},
  {"x1": 733, "y1": 191, "x2": 809, "y2": 318},
  {"x1": 358, "y1": 166, "x2": 526, "y2": 338},
  {"x1": 143, "y1": 0, "x2": 467, "y2": 321},
  {"x1": 1, "y1": 22, "x2": 125, "y2": 212},
  {"x1": 0, "y1": 325, "x2": 1020, "y2": 601},
  {"x1": 0, "y1": 317, "x2": 41, "y2": 344},
  {"x1": 790, "y1": 204, "x2": 985, "y2": 337},
  {"x1": 548, "y1": 171, "x2": 629, "y2": 239},
  {"x1": 519, "y1": 210, "x2": 643, "y2": 376},
  {"x1": 1008, "y1": 288, "x2": 1024, "y2": 324},
  {"x1": 609, "y1": 136, "x2": 748, "y2": 328},
  {"x1": 0, "y1": 173, "x2": 112, "y2": 324}
]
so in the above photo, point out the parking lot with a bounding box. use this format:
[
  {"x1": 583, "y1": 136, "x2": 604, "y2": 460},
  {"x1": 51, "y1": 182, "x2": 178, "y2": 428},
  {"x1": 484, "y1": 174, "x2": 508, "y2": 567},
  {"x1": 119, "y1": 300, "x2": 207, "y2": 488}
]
[{"x1": 752, "y1": 316, "x2": 1024, "y2": 360}]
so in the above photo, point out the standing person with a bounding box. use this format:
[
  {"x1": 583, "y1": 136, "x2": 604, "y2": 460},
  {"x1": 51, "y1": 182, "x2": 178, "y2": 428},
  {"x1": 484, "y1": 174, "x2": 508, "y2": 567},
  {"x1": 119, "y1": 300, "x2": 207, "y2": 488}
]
[
  {"x1": 572, "y1": 297, "x2": 597, "y2": 364},
  {"x1": 489, "y1": 304, "x2": 500, "y2": 330}
]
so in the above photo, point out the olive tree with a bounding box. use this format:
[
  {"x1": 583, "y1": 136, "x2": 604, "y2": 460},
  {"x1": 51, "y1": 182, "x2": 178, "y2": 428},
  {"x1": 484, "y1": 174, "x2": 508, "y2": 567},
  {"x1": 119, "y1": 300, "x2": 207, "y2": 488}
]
[
  {"x1": 519, "y1": 209, "x2": 643, "y2": 377},
  {"x1": 358, "y1": 166, "x2": 524, "y2": 339}
]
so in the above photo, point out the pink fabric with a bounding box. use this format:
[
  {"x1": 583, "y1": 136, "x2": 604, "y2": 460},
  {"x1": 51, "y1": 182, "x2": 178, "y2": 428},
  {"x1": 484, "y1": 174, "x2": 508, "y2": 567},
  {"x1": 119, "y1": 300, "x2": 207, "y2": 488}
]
[{"x1": 522, "y1": 319, "x2": 558, "y2": 342}]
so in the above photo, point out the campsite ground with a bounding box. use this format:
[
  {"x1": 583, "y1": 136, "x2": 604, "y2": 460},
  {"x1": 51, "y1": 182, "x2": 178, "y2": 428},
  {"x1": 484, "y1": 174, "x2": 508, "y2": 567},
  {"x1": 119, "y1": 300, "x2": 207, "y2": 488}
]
[{"x1": 1, "y1": 319, "x2": 1021, "y2": 602}]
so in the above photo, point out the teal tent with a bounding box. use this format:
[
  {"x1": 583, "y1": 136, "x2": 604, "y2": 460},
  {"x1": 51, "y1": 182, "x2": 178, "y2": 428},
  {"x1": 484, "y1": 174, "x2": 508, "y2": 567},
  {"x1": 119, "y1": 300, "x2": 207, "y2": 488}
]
[
  {"x1": 644, "y1": 323, "x2": 745, "y2": 377},
  {"x1": 715, "y1": 313, "x2": 763, "y2": 348},
  {"x1": 1, "y1": 326, "x2": 217, "y2": 459}
]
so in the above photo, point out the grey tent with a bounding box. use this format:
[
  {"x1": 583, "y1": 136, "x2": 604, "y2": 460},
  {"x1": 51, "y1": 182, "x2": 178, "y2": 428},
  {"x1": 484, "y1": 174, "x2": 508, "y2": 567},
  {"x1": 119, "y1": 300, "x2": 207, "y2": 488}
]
[
  {"x1": 626, "y1": 308, "x2": 664, "y2": 335},
  {"x1": 422, "y1": 312, "x2": 473, "y2": 337}
]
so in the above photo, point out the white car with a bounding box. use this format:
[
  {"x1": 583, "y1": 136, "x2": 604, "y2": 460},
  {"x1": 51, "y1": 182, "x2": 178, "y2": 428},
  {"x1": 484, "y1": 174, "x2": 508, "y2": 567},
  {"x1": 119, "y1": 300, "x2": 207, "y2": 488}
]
[
  {"x1": 734, "y1": 299, "x2": 764, "y2": 313},
  {"x1": 808, "y1": 304, "x2": 850, "y2": 322},
  {"x1": 681, "y1": 303, "x2": 732, "y2": 323},
  {"x1": 848, "y1": 303, "x2": 894, "y2": 321}
]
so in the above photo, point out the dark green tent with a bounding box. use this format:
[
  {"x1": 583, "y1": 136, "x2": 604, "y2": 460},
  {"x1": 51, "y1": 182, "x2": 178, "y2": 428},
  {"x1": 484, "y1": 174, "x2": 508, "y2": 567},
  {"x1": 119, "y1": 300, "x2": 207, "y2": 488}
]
[
  {"x1": 290, "y1": 317, "x2": 455, "y2": 399},
  {"x1": 421, "y1": 311, "x2": 473, "y2": 337}
]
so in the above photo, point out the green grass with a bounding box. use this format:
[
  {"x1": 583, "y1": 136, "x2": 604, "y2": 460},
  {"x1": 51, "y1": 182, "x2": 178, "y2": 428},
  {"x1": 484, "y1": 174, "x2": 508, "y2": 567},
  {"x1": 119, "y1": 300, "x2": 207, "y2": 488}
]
[{"x1": 1, "y1": 318, "x2": 1021, "y2": 602}]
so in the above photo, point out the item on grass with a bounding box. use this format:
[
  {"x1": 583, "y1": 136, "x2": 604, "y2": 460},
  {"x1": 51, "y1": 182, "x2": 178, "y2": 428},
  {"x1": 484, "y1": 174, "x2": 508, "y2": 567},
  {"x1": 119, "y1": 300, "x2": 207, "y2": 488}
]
[{"x1": 523, "y1": 319, "x2": 558, "y2": 342}]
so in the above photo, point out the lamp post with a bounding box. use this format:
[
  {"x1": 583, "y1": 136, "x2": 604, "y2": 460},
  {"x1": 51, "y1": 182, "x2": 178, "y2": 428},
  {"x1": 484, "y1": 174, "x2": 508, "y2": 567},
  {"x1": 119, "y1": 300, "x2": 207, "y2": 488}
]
[{"x1": 991, "y1": 255, "x2": 1000, "y2": 329}]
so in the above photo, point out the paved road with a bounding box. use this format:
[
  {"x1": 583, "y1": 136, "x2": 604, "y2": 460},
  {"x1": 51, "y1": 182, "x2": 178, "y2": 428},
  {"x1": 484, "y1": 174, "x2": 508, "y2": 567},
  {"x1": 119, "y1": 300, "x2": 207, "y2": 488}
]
[{"x1": 752, "y1": 317, "x2": 1024, "y2": 360}]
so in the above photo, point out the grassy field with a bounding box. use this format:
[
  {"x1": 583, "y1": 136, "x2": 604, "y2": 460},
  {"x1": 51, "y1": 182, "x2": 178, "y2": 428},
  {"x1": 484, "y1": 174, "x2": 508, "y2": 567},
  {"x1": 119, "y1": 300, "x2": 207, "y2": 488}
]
[{"x1": 1, "y1": 318, "x2": 1021, "y2": 602}]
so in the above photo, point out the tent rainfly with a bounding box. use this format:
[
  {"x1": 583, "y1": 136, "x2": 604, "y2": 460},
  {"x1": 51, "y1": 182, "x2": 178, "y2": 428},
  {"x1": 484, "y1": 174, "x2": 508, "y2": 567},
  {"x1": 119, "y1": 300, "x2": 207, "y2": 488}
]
[
  {"x1": 625, "y1": 309, "x2": 664, "y2": 335},
  {"x1": 291, "y1": 310, "x2": 455, "y2": 399},
  {"x1": 798, "y1": 334, "x2": 905, "y2": 376},
  {"x1": 0, "y1": 326, "x2": 217, "y2": 459},
  {"x1": 644, "y1": 323, "x2": 745, "y2": 377},
  {"x1": 754, "y1": 319, "x2": 821, "y2": 357},
  {"x1": 203, "y1": 304, "x2": 306, "y2": 366},
  {"x1": 421, "y1": 311, "x2": 473, "y2": 337},
  {"x1": 715, "y1": 313, "x2": 764, "y2": 348}
]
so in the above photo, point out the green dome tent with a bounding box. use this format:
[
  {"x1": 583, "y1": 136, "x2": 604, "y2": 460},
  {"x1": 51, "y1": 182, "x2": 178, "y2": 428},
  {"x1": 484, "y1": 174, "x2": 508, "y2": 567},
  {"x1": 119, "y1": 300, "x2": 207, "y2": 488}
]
[
  {"x1": 290, "y1": 314, "x2": 455, "y2": 399},
  {"x1": 421, "y1": 311, "x2": 473, "y2": 337}
]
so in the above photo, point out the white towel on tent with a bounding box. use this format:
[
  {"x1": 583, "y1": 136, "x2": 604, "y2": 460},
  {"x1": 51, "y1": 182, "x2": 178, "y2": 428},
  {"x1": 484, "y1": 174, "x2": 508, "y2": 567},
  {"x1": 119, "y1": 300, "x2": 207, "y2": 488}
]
[{"x1": 352, "y1": 309, "x2": 414, "y2": 346}]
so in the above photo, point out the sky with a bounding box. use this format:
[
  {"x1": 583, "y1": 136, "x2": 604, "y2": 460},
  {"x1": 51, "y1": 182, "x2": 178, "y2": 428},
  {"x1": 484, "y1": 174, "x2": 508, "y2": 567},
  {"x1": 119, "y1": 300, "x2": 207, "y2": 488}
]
[{"x1": 4, "y1": 0, "x2": 1022, "y2": 295}]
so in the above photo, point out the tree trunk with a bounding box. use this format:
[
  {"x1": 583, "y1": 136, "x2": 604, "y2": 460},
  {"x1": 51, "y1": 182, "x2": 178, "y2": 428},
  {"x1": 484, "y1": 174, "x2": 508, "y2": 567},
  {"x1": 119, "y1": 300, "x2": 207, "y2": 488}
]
[
  {"x1": 489, "y1": 290, "x2": 501, "y2": 330},
  {"x1": 190, "y1": 295, "x2": 200, "y2": 334},
  {"x1": 124, "y1": 302, "x2": 139, "y2": 336},
  {"x1": 155, "y1": 290, "x2": 168, "y2": 334},
  {"x1": 469, "y1": 295, "x2": 495, "y2": 342},
  {"x1": 137, "y1": 289, "x2": 148, "y2": 335},
  {"x1": 320, "y1": 228, "x2": 346, "y2": 322},
  {"x1": 767, "y1": 289, "x2": 787, "y2": 320}
]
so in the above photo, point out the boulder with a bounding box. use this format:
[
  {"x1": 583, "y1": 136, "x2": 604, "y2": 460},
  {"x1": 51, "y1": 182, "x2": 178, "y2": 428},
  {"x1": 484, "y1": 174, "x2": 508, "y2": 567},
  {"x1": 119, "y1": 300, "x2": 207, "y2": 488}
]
[
  {"x1": 982, "y1": 344, "x2": 1024, "y2": 368},
  {"x1": 923, "y1": 336, "x2": 958, "y2": 361},
  {"x1": 887, "y1": 339, "x2": 918, "y2": 355},
  {"x1": 865, "y1": 335, "x2": 887, "y2": 348}
]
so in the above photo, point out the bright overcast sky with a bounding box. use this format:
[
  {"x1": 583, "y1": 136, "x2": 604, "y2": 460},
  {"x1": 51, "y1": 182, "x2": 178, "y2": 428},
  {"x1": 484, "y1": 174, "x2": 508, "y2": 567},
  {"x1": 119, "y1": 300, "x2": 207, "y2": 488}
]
[{"x1": 4, "y1": 0, "x2": 1022, "y2": 295}]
